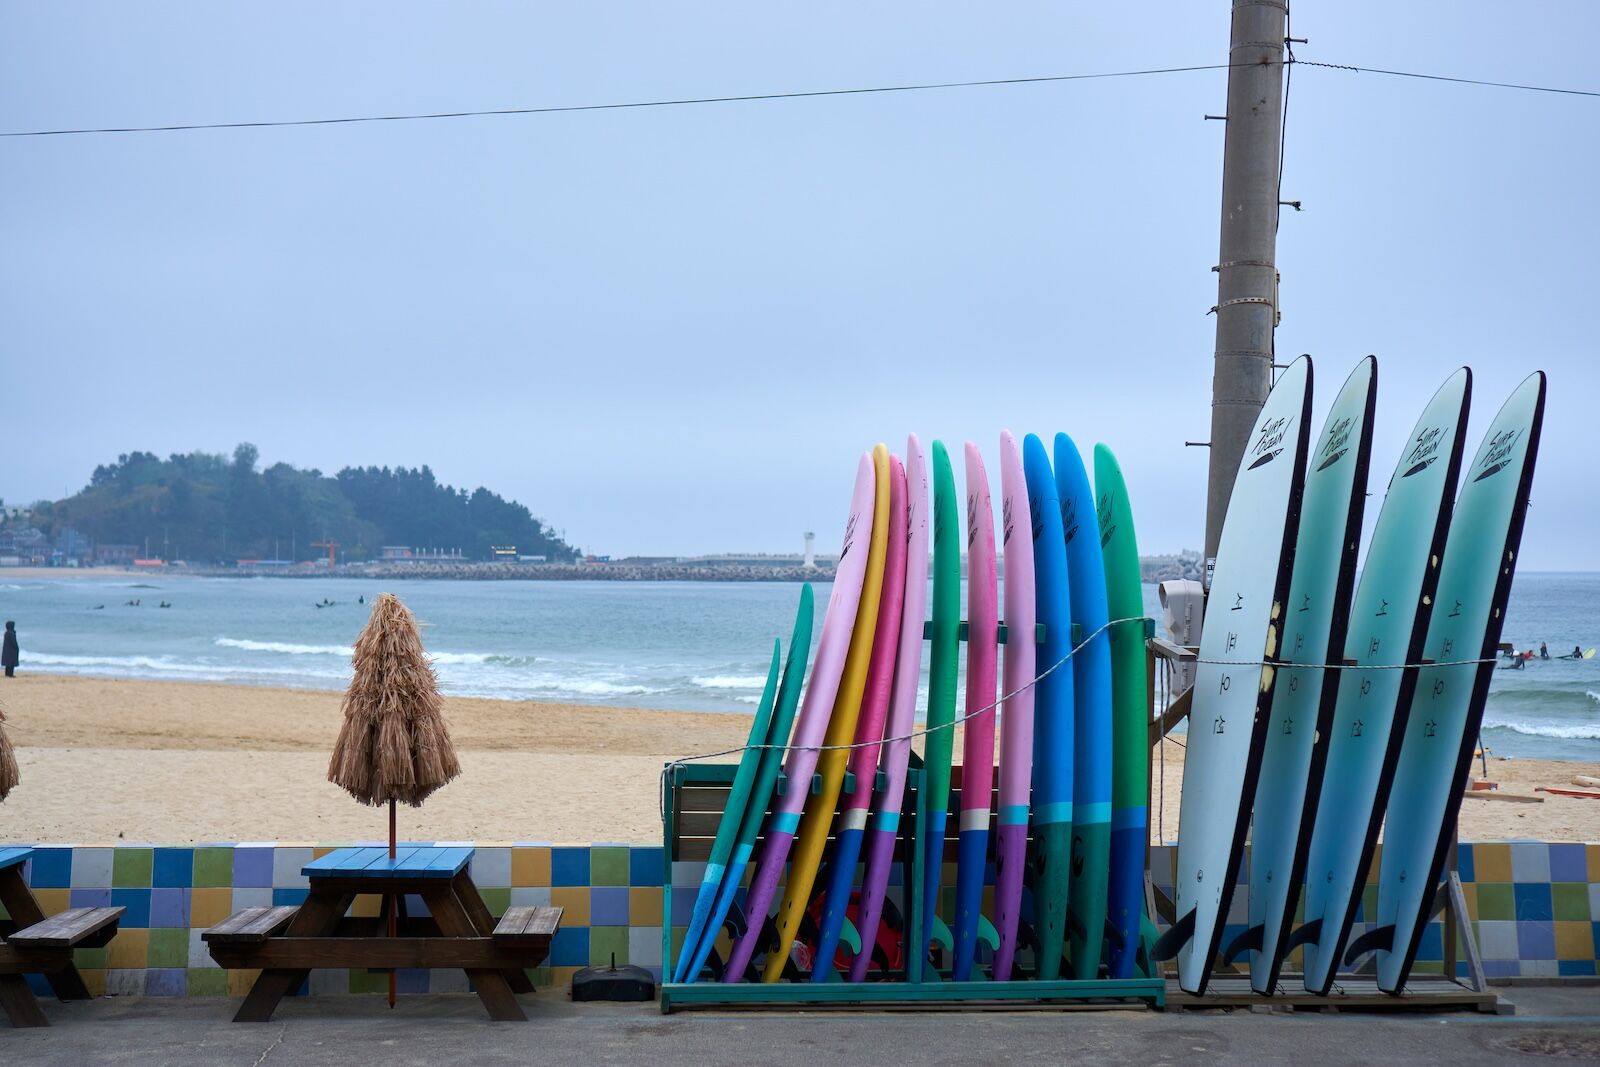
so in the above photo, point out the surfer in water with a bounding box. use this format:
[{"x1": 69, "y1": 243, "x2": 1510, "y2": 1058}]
[{"x1": 1540, "y1": 641, "x2": 1549, "y2": 659}]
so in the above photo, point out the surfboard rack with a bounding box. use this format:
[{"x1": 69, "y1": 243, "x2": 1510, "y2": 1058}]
[{"x1": 1143, "y1": 640, "x2": 1500, "y2": 1013}]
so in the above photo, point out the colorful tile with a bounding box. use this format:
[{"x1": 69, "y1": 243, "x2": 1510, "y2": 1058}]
[
  {"x1": 153, "y1": 848, "x2": 194, "y2": 888},
  {"x1": 1517, "y1": 921, "x2": 1556, "y2": 960},
  {"x1": 187, "y1": 968, "x2": 228, "y2": 996},
  {"x1": 512, "y1": 847, "x2": 551, "y2": 887},
  {"x1": 510, "y1": 886, "x2": 552, "y2": 907},
  {"x1": 232, "y1": 847, "x2": 273, "y2": 888},
  {"x1": 629, "y1": 926, "x2": 664, "y2": 969},
  {"x1": 1555, "y1": 920, "x2": 1593, "y2": 960},
  {"x1": 1548, "y1": 843, "x2": 1588, "y2": 882},
  {"x1": 1476, "y1": 920, "x2": 1518, "y2": 960},
  {"x1": 550, "y1": 886, "x2": 590, "y2": 927},
  {"x1": 591, "y1": 886, "x2": 630, "y2": 926},
  {"x1": 591, "y1": 847, "x2": 629, "y2": 886},
  {"x1": 190, "y1": 887, "x2": 233, "y2": 929},
  {"x1": 27, "y1": 848, "x2": 72, "y2": 888},
  {"x1": 112, "y1": 848, "x2": 154, "y2": 888},
  {"x1": 550, "y1": 926, "x2": 589, "y2": 967},
  {"x1": 552, "y1": 848, "x2": 590, "y2": 887},
  {"x1": 478, "y1": 886, "x2": 510, "y2": 916},
  {"x1": 590, "y1": 925, "x2": 629, "y2": 966},
  {"x1": 192, "y1": 848, "x2": 234, "y2": 888},
  {"x1": 72, "y1": 848, "x2": 114, "y2": 888},
  {"x1": 1552, "y1": 882, "x2": 1589, "y2": 922},
  {"x1": 70, "y1": 887, "x2": 113, "y2": 909},
  {"x1": 148, "y1": 928, "x2": 188, "y2": 968},
  {"x1": 1475, "y1": 882, "x2": 1514, "y2": 921},
  {"x1": 1513, "y1": 883, "x2": 1553, "y2": 922},
  {"x1": 470, "y1": 847, "x2": 511, "y2": 888},
  {"x1": 629, "y1": 887, "x2": 663, "y2": 926},
  {"x1": 1510, "y1": 842, "x2": 1551, "y2": 884},
  {"x1": 149, "y1": 888, "x2": 191, "y2": 928},
  {"x1": 109, "y1": 888, "x2": 151, "y2": 928},
  {"x1": 1471, "y1": 843, "x2": 1512, "y2": 884},
  {"x1": 107, "y1": 929, "x2": 150, "y2": 970},
  {"x1": 630, "y1": 847, "x2": 665, "y2": 887}
]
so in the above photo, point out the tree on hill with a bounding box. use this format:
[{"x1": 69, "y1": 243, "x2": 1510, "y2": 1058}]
[{"x1": 30, "y1": 444, "x2": 577, "y2": 564}]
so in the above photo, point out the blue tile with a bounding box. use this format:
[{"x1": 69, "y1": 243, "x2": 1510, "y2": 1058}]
[
  {"x1": 152, "y1": 848, "x2": 194, "y2": 888},
  {"x1": 1558, "y1": 959, "x2": 1597, "y2": 977},
  {"x1": 1457, "y1": 844, "x2": 1475, "y2": 884},
  {"x1": 1483, "y1": 959, "x2": 1521, "y2": 979},
  {"x1": 671, "y1": 886, "x2": 696, "y2": 926},
  {"x1": 25, "y1": 973, "x2": 51, "y2": 996},
  {"x1": 148, "y1": 888, "x2": 190, "y2": 928},
  {"x1": 1548, "y1": 843, "x2": 1588, "y2": 883},
  {"x1": 69, "y1": 888, "x2": 113, "y2": 908},
  {"x1": 1415, "y1": 922, "x2": 1443, "y2": 962},
  {"x1": 109, "y1": 888, "x2": 151, "y2": 928},
  {"x1": 233, "y1": 847, "x2": 273, "y2": 888},
  {"x1": 552, "y1": 848, "x2": 590, "y2": 887},
  {"x1": 397, "y1": 968, "x2": 430, "y2": 994},
  {"x1": 550, "y1": 927, "x2": 589, "y2": 967},
  {"x1": 1513, "y1": 883, "x2": 1553, "y2": 922},
  {"x1": 272, "y1": 887, "x2": 309, "y2": 907},
  {"x1": 591, "y1": 886, "x2": 630, "y2": 926},
  {"x1": 27, "y1": 848, "x2": 72, "y2": 889},
  {"x1": 1517, "y1": 921, "x2": 1556, "y2": 960},
  {"x1": 630, "y1": 847, "x2": 665, "y2": 887},
  {"x1": 1592, "y1": 921, "x2": 1600, "y2": 959},
  {"x1": 144, "y1": 968, "x2": 186, "y2": 996}
]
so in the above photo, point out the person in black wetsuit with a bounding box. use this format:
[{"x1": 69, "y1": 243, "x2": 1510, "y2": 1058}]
[
  {"x1": 1540, "y1": 641, "x2": 1549, "y2": 659},
  {"x1": 2, "y1": 621, "x2": 18, "y2": 678}
]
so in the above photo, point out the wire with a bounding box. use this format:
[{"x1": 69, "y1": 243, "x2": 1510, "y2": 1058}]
[
  {"x1": 0, "y1": 62, "x2": 1240, "y2": 138},
  {"x1": 1297, "y1": 59, "x2": 1600, "y2": 99}
]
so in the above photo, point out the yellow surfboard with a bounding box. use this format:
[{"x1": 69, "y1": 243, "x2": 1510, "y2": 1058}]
[{"x1": 761, "y1": 443, "x2": 891, "y2": 982}]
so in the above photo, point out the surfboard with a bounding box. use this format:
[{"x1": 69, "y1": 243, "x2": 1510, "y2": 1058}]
[
  {"x1": 678, "y1": 585, "x2": 814, "y2": 983},
  {"x1": 723, "y1": 452, "x2": 879, "y2": 983},
  {"x1": 1297, "y1": 367, "x2": 1470, "y2": 995},
  {"x1": 1022, "y1": 433, "x2": 1074, "y2": 981},
  {"x1": 952, "y1": 442, "x2": 998, "y2": 981},
  {"x1": 1055, "y1": 432, "x2": 1113, "y2": 979},
  {"x1": 991, "y1": 431, "x2": 1037, "y2": 982},
  {"x1": 1156, "y1": 354, "x2": 1312, "y2": 996},
  {"x1": 1367, "y1": 371, "x2": 1545, "y2": 994},
  {"x1": 812, "y1": 455, "x2": 908, "y2": 980},
  {"x1": 1235, "y1": 356, "x2": 1376, "y2": 994},
  {"x1": 851, "y1": 434, "x2": 931, "y2": 983},
  {"x1": 759, "y1": 444, "x2": 893, "y2": 983},
  {"x1": 916, "y1": 441, "x2": 963, "y2": 976},
  {"x1": 673, "y1": 640, "x2": 783, "y2": 982},
  {"x1": 1095, "y1": 442, "x2": 1150, "y2": 980}
]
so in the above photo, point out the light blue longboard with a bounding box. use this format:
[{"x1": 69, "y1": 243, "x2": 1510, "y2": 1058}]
[
  {"x1": 676, "y1": 584, "x2": 814, "y2": 983},
  {"x1": 1231, "y1": 357, "x2": 1376, "y2": 994},
  {"x1": 1365, "y1": 372, "x2": 1545, "y2": 994},
  {"x1": 1023, "y1": 434, "x2": 1074, "y2": 981},
  {"x1": 1296, "y1": 369, "x2": 1471, "y2": 995},
  {"x1": 1054, "y1": 433, "x2": 1112, "y2": 979}
]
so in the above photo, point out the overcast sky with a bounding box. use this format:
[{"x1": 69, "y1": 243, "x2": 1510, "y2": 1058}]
[{"x1": 3, "y1": 3, "x2": 1593, "y2": 567}]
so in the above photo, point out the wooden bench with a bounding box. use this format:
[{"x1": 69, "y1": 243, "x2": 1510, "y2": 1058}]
[
  {"x1": 202, "y1": 906, "x2": 299, "y2": 947},
  {"x1": 492, "y1": 905, "x2": 561, "y2": 948},
  {"x1": 0, "y1": 845, "x2": 126, "y2": 1028}
]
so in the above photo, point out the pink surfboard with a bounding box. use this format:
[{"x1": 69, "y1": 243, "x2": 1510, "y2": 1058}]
[
  {"x1": 991, "y1": 430, "x2": 1037, "y2": 981},
  {"x1": 849, "y1": 434, "x2": 930, "y2": 981},
  {"x1": 952, "y1": 442, "x2": 998, "y2": 980},
  {"x1": 723, "y1": 452, "x2": 877, "y2": 982}
]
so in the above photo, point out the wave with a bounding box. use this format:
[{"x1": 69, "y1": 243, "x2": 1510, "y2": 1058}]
[
  {"x1": 690, "y1": 675, "x2": 770, "y2": 690},
  {"x1": 29, "y1": 651, "x2": 348, "y2": 681},
  {"x1": 1590, "y1": 691, "x2": 1600, "y2": 704},
  {"x1": 1485, "y1": 720, "x2": 1600, "y2": 741},
  {"x1": 216, "y1": 637, "x2": 352, "y2": 656},
  {"x1": 428, "y1": 651, "x2": 493, "y2": 665}
]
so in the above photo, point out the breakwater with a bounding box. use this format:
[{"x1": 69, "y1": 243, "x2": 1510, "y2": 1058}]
[{"x1": 186, "y1": 562, "x2": 837, "y2": 582}]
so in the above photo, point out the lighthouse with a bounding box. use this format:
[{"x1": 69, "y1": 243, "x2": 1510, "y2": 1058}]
[{"x1": 803, "y1": 531, "x2": 816, "y2": 569}]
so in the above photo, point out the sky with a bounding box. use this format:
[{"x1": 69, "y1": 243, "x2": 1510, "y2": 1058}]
[{"x1": 3, "y1": 3, "x2": 1594, "y2": 567}]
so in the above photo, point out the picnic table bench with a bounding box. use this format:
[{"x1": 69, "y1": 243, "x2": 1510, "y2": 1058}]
[
  {"x1": 0, "y1": 846, "x2": 126, "y2": 1027},
  {"x1": 204, "y1": 846, "x2": 560, "y2": 1022}
]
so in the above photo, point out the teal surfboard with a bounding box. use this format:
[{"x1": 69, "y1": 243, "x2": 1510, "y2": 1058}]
[
  {"x1": 677, "y1": 584, "x2": 814, "y2": 982},
  {"x1": 1367, "y1": 371, "x2": 1545, "y2": 993},
  {"x1": 1235, "y1": 357, "x2": 1376, "y2": 993},
  {"x1": 1297, "y1": 368, "x2": 1470, "y2": 995}
]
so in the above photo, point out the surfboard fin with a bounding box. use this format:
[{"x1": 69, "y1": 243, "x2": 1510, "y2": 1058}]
[
  {"x1": 840, "y1": 917, "x2": 862, "y2": 956},
  {"x1": 931, "y1": 915, "x2": 954, "y2": 951},
  {"x1": 1222, "y1": 923, "x2": 1264, "y2": 964},
  {"x1": 1284, "y1": 918, "x2": 1322, "y2": 953},
  {"x1": 1150, "y1": 908, "x2": 1196, "y2": 962},
  {"x1": 1342, "y1": 924, "x2": 1395, "y2": 965},
  {"x1": 977, "y1": 915, "x2": 1000, "y2": 951}
]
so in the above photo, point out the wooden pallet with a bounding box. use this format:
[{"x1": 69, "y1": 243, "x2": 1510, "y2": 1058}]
[{"x1": 1165, "y1": 975, "x2": 1505, "y2": 1013}]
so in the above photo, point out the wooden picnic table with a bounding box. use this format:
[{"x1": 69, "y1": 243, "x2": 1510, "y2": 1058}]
[
  {"x1": 0, "y1": 846, "x2": 125, "y2": 1027},
  {"x1": 204, "y1": 846, "x2": 559, "y2": 1022}
]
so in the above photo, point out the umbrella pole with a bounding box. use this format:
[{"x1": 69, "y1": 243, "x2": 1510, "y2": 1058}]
[{"x1": 388, "y1": 798, "x2": 397, "y2": 1009}]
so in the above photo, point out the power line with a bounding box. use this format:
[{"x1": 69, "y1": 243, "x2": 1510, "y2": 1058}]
[
  {"x1": 0, "y1": 62, "x2": 1240, "y2": 138},
  {"x1": 1298, "y1": 59, "x2": 1600, "y2": 98}
]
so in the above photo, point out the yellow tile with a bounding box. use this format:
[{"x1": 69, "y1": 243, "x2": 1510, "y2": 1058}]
[
  {"x1": 1367, "y1": 845, "x2": 1384, "y2": 883},
  {"x1": 190, "y1": 888, "x2": 233, "y2": 929},
  {"x1": 1472, "y1": 843, "x2": 1513, "y2": 883},
  {"x1": 550, "y1": 887, "x2": 590, "y2": 926},
  {"x1": 1461, "y1": 883, "x2": 1478, "y2": 921},
  {"x1": 227, "y1": 968, "x2": 262, "y2": 996},
  {"x1": 106, "y1": 928, "x2": 149, "y2": 970},
  {"x1": 32, "y1": 888, "x2": 69, "y2": 915},
  {"x1": 551, "y1": 965, "x2": 581, "y2": 989},
  {"x1": 78, "y1": 969, "x2": 106, "y2": 997},
  {"x1": 348, "y1": 894, "x2": 382, "y2": 918},
  {"x1": 1555, "y1": 921, "x2": 1593, "y2": 960},
  {"x1": 630, "y1": 887, "x2": 663, "y2": 926},
  {"x1": 311, "y1": 846, "x2": 337, "y2": 859},
  {"x1": 512, "y1": 848, "x2": 551, "y2": 887},
  {"x1": 1588, "y1": 844, "x2": 1600, "y2": 883}
]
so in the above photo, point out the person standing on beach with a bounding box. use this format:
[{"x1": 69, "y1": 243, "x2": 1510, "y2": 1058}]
[{"x1": 2, "y1": 621, "x2": 17, "y2": 678}]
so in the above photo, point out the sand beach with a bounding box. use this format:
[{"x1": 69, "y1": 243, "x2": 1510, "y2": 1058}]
[{"x1": 0, "y1": 672, "x2": 1594, "y2": 845}]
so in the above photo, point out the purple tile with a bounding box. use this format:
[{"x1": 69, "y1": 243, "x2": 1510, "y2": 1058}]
[
  {"x1": 69, "y1": 888, "x2": 113, "y2": 908},
  {"x1": 397, "y1": 968, "x2": 430, "y2": 994},
  {"x1": 1548, "y1": 844, "x2": 1588, "y2": 883},
  {"x1": 1483, "y1": 959, "x2": 1521, "y2": 979},
  {"x1": 591, "y1": 886, "x2": 630, "y2": 926},
  {"x1": 148, "y1": 888, "x2": 191, "y2": 928},
  {"x1": 144, "y1": 968, "x2": 187, "y2": 996},
  {"x1": 232, "y1": 847, "x2": 274, "y2": 888},
  {"x1": 1517, "y1": 921, "x2": 1556, "y2": 960}
]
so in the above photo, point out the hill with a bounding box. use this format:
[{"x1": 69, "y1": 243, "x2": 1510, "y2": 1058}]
[{"x1": 24, "y1": 444, "x2": 577, "y2": 564}]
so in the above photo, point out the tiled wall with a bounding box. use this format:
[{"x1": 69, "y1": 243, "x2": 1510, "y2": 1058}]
[
  {"x1": 3, "y1": 842, "x2": 666, "y2": 998},
  {"x1": 5, "y1": 839, "x2": 1596, "y2": 997}
]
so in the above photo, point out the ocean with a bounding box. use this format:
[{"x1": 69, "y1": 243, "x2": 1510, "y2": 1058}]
[{"x1": 1, "y1": 572, "x2": 1594, "y2": 762}]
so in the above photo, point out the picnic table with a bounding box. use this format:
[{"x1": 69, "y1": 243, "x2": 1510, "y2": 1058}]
[
  {"x1": 204, "y1": 845, "x2": 560, "y2": 1022},
  {"x1": 0, "y1": 846, "x2": 124, "y2": 1027}
]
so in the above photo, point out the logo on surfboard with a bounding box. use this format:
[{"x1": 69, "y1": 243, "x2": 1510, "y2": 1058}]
[
  {"x1": 1472, "y1": 428, "x2": 1520, "y2": 482},
  {"x1": 1316, "y1": 416, "x2": 1355, "y2": 471},
  {"x1": 1247, "y1": 415, "x2": 1291, "y2": 470},
  {"x1": 1097, "y1": 490, "x2": 1117, "y2": 548},
  {"x1": 1401, "y1": 425, "x2": 1448, "y2": 478}
]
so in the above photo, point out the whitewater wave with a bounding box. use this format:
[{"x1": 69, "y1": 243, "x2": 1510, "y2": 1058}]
[
  {"x1": 1589, "y1": 690, "x2": 1600, "y2": 704},
  {"x1": 29, "y1": 650, "x2": 348, "y2": 682},
  {"x1": 1485, "y1": 720, "x2": 1600, "y2": 741},
  {"x1": 216, "y1": 637, "x2": 352, "y2": 656},
  {"x1": 691, "y1": 675, "x2": 770, "y2": 690}
]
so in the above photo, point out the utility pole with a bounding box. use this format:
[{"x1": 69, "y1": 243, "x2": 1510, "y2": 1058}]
[{"x1": 1203, "y1": 0, "x2": 1287, "y2": 582}]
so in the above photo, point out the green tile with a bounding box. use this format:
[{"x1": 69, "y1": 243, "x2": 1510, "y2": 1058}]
[
  {"x1": 148, "y1": 928, "x2": 188, "y2": 968},
  {"x1": 1552, "y1": 882, "x2": 1589, "y2": 921},
  {"x1": 0, "y1": 899, "x2": 10, "y2": 921},
  {"x1": 479, "y1": 887, "x2": 510, "y2": 915},
  {"x1": 1475, "y1": 883, "x2": 1515, "y2": 921},
  {"x1": 591, "y1": 847, "x2": 629, "y2": 886},
  {"x1": 590, "y1": 926, "x2": 629, "y2": 967},
  {"x1": 113, "y1": 849, "x2": 154, "y2": 888},
  {"x1": 192, "y1": 848, "x2": 234, "y2": 888},
  {"x1": 73, "y1": 946, "x2": 108, "y2": 969},
  {"x1": 350, "y1": 969, "x2": 387, "y2": 994},
  {"x1": 529, "y1": 967, "x2": 552, "y2": 988},
  {"x1": 1361, "y1": 886, "x2": 1378, "y2": 921},
  {"x1": 187, "y1": 969, "x2": 228, "y2": 996}
]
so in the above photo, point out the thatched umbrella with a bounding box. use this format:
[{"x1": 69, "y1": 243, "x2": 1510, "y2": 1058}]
[
  {"x1": 0, "y1": 702, "x2": 18, "y2": 802},
  {"x1": 328, "y1": 592, "x2": 460, "y2": 1006}
]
